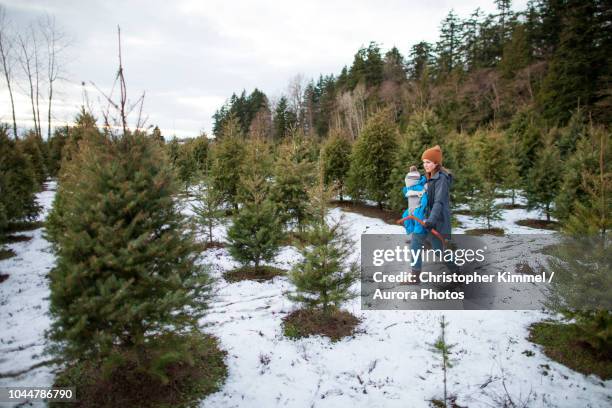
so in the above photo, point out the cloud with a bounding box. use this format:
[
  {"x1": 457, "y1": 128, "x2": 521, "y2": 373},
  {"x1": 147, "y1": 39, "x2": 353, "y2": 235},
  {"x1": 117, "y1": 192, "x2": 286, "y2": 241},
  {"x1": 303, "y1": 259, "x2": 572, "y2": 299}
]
[{"x1": 0, "y1": 0, "x2": 528, "y2": 138}]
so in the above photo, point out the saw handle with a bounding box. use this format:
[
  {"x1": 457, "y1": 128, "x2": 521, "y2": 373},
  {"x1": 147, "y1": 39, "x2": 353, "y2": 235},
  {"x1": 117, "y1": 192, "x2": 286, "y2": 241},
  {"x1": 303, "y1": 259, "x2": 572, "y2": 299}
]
[{"x1": 396, "y1": 214, "x2": 447, "y2": 248}]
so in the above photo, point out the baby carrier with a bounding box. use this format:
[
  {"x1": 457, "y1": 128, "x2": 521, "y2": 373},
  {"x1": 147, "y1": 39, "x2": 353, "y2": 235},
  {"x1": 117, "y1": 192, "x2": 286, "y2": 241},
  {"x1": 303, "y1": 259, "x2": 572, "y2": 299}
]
[{"x1": 401, "y1": 166, "x2": 428, "y2": 234}]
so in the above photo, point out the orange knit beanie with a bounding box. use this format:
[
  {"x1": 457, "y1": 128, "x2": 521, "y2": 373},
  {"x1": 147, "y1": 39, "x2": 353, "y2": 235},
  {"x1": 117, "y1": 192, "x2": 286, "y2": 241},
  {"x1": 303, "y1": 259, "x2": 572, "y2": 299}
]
[{"x1": 421, "y1": 145, "x2": 442, "y2": 164}]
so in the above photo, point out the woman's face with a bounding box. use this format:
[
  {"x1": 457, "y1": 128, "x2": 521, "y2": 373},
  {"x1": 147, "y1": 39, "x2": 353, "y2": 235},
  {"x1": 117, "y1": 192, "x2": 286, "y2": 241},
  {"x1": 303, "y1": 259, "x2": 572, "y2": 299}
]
[{"x1": 423, "y1": 159, "x2": 436, "y2": 173}]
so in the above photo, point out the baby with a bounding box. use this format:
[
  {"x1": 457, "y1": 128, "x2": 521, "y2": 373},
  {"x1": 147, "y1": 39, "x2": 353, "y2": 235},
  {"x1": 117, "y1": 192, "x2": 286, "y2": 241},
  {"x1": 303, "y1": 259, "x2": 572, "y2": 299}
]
[{"x1": 401, "y1": 166, "x2": 428, "y2": 235}]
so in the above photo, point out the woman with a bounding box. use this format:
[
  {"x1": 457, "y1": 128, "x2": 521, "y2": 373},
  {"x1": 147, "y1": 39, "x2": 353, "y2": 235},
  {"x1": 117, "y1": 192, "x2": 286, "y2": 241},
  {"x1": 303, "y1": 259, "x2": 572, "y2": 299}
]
[{"x1": 409, "y1": 145, "x2": 454, "y2": 278}]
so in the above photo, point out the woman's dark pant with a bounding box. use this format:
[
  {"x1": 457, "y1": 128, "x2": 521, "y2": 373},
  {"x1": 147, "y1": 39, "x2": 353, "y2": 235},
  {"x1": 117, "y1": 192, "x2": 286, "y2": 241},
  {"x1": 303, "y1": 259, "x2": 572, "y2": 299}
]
[{"x1": 410, "y1": 232, "x2": 458, "y2": 273}]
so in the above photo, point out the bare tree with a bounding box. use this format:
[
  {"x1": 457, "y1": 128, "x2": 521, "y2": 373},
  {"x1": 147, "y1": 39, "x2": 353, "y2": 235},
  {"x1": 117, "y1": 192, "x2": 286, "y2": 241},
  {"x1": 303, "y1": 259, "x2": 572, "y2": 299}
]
[
  {"x1": 17, "y1": 24, "x2": 44, "y2": 139},
  {"x1": 287, "y1": 73, "x2": 305, "y2": 130},
  {"x1": 0, "y1": 6, "x2": 18, "y2": 139},
  {"x1": 336, "y1": 82, "x2": 367, "y2": 140},
  {"x1": 39, "y1": 14, "x2": 67, "y2": 140},
  {"x1": 90, "y1": 26, "x2": 145, "y2": 138}
]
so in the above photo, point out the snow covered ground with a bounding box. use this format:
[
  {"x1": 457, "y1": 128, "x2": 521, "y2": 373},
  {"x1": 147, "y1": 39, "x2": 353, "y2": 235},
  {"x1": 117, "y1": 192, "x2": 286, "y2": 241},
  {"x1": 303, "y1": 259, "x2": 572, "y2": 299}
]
[{"x1": 1, "y1": 185, "x2": 609, "y2": 408}]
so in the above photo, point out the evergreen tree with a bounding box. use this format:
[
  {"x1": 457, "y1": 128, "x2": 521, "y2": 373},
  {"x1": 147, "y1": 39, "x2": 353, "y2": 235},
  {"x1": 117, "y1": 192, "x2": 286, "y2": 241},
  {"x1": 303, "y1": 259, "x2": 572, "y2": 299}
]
[
  {"x1": 495, "y1": 0, "x2": 514, "y2": 48},
  {"x1": 472, "y1": 130, "x2": 506, "y2": 185},
  {"x1": 210, "y1": 128, "x2": 246, "y2": 211},
  {"x1": 348, "y1": 42, "x2": 384, "y2": 88},
  {"x1": 46, "y1": 131, "x2": 212, "y2": 362},
  {"x1": 557, "y1": 107, "x2": 586, "y2": 159},
  {"x1": 506, "y1": 108, "x2": 545, "y2": 176},
  {"x1": 346, "y1": 110, "x2": 398, "y2": 208},
  {"x1": 47, "y1": 126, "x2": 69, "y2": 177},
  {"x1": 191, "y1": 172, "x2": 225, "y2": 246},
  {"x1": 190, "y1": 134, "x2": 210, "y2": 175},
  {"x1": 499, "y1": 23, "x2": 532, "y2": 78},
  {"x1": 321, "y1": 131, "x2": 351, "y2": 201},
  {"x1": 545, "y1": 127, "x2": 610, "y2": 353},
  {"x1": 408, "y1": 41, "x2": 434, "y2": 80},
  {"x1": 459, "y1": 8, "x2": 484, "y2": 71},
  {"x1": 226, "y1": 174, "x2": 284, "y2": 272},
  {"x1": 382, "y1": 46, "x2": 407, "y2": 83},
  {"x1": 525, "y1": 134, "x2": 562, "y2": 221},
  {"x1": 445, "y1": 132, "x2": 480, "y2": 204},
  {"x1": 435, "y1": 10, "x2": 462, "y2": 75},
  {"x1": 19, "y1": 130, "x2": 47, "y2": 186},
  {"x1": 151, "y1": 125, "x2": 164, "y2": 144},
  {"x1": 555, "y1": 125, "x2": 609, "y2": 224},
  {"x1": 270, "y1": 140, "x2": 315, "y2": 233},
  {"x1": 537, "y1": 1, "x2": 607, "y2": 125},
  {"x1": 429, "y1": 316, "x2": 457, "y2": 408},
  {"x1": 0, "y1": 125, "x2": 40, "y2": 229},
  {"x1": 288, "y1": 171, "x2": 358, "y2": 315},
  {"x1": 273, "y1": 97, "x2": 297, "y2": 140},
  {"x1": 471, "y1": 181, "x2": 503, "y2": 229}
]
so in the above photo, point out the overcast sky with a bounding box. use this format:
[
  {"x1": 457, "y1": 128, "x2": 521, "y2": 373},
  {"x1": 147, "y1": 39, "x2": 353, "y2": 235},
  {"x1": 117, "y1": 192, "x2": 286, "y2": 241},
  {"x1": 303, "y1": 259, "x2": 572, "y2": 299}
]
[{"x1": 0, "y1": 0, "x2": 527, "y2": 138}]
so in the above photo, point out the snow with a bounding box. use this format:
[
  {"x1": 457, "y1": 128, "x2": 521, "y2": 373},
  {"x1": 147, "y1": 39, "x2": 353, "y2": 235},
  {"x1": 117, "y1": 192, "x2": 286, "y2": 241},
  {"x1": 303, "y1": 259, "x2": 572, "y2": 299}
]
[{"x1": 1, "y1": 184, "x2": 610, "y2": 408}]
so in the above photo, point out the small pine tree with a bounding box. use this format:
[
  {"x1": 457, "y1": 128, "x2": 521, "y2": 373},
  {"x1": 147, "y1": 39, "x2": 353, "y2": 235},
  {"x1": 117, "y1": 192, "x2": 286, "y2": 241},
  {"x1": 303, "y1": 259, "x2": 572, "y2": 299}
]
[
  {"x1": 19, "y1": 131, "x2": 47, "y2": 187},
  {"x1": 346, "y1": 109, "x2": 398, "y2": 208},
  {"x1": 471, "y1": 182, "x2": 503, "y2": 230},
  {"x1": 545, "y1": 126, "x2": 610, "y2": 353},
  {"x1": 429, "y1": 315, "x2": 457, "y2": 408},
  {"x1": 210, "y1": 131, "x2": 246, "y2": 211},
  {"x1": 445, "y1": 132, "x2": 479, "y2": 205},
  {"x1": 525, "y1": 134, "x2": 562, "y2": 221},
  {"x1": 321, "y1": 131, "x2": 351, "y2": 201},
  {"x1": 502, "y1": 140, "x2": 522, "y2": 206},
  {"x1": 554, "y1": 125, "x2": 603, "y2": 222},
  {"x1": 270, "y1": 140, "x2": 315, "y2": 233},
  {"x1": 191, "y1": 172, "x2": 225, "y2": 246},
  {"x1": 238, "y1": 137, "x2": 274, "y2": 202},
  {"x1": 0, "y1": 126, "x2": 41, "y2": 229},
  {"x1": 289, "y1": 170, "x2": 358, "y2": 315},
  {"x1": 47, "y1": 127, "x2": 69, "y2": 177},
  {"x1": 46, "y1": 132, "x2": 211, "y2": 362},
  {"x1": 226, "y1": 174, "x2": 284, "y2": 272}
]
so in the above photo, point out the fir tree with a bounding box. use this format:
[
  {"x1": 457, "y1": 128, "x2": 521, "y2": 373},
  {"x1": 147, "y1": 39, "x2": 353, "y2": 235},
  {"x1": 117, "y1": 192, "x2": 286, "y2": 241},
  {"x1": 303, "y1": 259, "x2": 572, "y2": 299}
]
[
  {"x1": 273, "y1": 97, "x2": 297, "y2": 140},
  {"x1": 545, "y1": 127, "x2": 610, "y2": 353},
  {"x1": 270, "y1": 139, "x2": 315, "y2": 233},
  {"x1": 429, "y1": 315, "x2": 457, "y2": 408},
  {"x1": 191, "y1": 172, "x2": 225, "y2": 247},
  {"x1": 445, "y1": 132, "x2": 479, "y2": 204},
  {"x1": 226, "y1": 174, "x2": 284, "y2": 273},
  {"x1": 346, "y1": 109, "x2": 398, "y2": 208},
  {"x1": 0, "y1": 125, "x2": 40, "y2": 229},
  {"x1": 537, "y1": 1, "x2": 607, "y2": 125},
  {"x1": 408, "y1": 41, "x2": 434, "y2": 80},
  {"x1": 499, "y1": 23, "x2": 531, "y2": 79},
  {"x1": 555, "y1": 125, "x2": 607, "y2": 222},
  {"x1": 471, "y1": 181, "x2": 503, "y2": 230},
  {"x1": 210, "y1": 128, "x2": 246, "y2": 211},
  {"x1": 435, "y1": 10, "x2": 462, "y2": 75},
  {"x1": 288, "y1": 170, "x2": 358, "y2": 315},
  {"x1": 46, "y1": 131, "x2": 212, "y2": 362},
  {"x1": 557, "y1": 107, "x2": 586, "y2": 159},
  {"x1": 19, "y1": 130, "x2": 47, "y2": 186},
  {"x1": 525, "y1": 134, "x2": 562, "y2": 221},
  {"x1": 474, "y1": 130, "x2": 507, "y2": 185},
  {"x1": 506, "y1": 108, "x2": 545, "y2": 176},
  {"x1": 321, "y1": 131, "x2": 351, "y2": 201},
  {"x1": 47, "y1": 126, "x2": 69, "y2": 177}
]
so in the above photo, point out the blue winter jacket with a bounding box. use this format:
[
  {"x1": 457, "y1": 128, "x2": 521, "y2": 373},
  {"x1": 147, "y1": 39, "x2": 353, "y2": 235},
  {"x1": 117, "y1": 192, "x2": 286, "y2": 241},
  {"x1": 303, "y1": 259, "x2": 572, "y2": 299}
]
[{"x1": 401, "y1": 175, "x2": 428, "y2": 234}]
